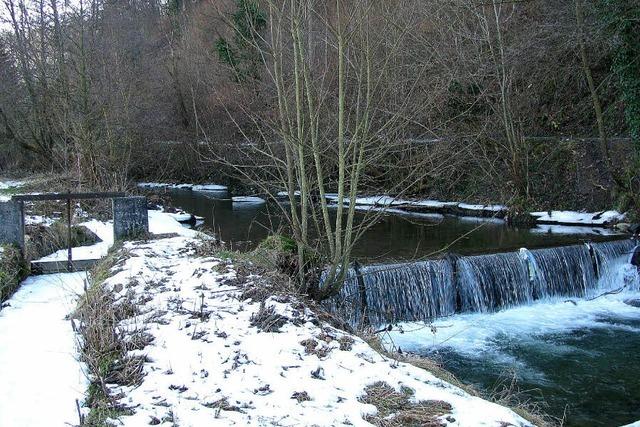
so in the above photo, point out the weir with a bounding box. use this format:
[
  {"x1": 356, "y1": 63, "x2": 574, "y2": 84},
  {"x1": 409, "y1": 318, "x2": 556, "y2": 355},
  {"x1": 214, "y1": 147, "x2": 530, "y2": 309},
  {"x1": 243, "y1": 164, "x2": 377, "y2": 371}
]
[{"x1": 327, "y1": 239, "x2": 637, "y2": 327}]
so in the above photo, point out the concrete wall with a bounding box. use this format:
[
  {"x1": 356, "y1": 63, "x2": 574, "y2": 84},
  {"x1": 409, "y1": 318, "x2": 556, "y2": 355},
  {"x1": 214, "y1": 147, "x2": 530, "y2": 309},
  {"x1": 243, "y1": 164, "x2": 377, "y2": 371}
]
[
  {"x1": 113, "y1": 197, "x2": 149, "y2": 240},
  {"x1": 0, "y1": 201, "x2": 24, "y2": 250}
]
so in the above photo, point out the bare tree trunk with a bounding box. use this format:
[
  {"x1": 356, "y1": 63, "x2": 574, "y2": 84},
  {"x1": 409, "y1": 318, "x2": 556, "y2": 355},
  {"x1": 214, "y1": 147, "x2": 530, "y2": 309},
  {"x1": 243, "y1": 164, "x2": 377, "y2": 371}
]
[{"x1": 575, "y1": 0, "x2": 615, "y2": 187}]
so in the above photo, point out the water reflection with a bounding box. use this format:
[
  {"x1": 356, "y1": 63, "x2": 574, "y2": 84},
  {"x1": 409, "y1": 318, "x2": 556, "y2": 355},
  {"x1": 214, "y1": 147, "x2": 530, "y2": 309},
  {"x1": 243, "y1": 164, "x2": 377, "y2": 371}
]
[{"x1": 158, "y1": 189, "x2": 623, "y2": 261}]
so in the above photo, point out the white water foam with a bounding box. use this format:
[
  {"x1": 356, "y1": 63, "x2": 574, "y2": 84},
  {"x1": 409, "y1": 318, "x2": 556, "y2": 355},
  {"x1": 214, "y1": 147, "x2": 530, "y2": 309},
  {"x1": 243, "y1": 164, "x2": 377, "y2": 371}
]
[{"x1": 386, "y1": 259, "x2": 640, "y2": 358}]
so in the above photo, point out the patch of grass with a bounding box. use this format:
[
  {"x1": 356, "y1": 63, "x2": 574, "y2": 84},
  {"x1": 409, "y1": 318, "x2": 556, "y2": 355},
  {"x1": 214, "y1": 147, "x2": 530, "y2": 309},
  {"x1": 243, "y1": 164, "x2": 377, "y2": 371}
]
[
  {"x1": 247, "y1": 234, "x2": 299, "y2": 274},
  {"x1": 87, "y1": 243, "x2": 127, "y2": 286},
  {"x1": 0, "y1": 244, "x2": 29, "y2": 305},
  {"x1": 0, "y1": 186, "x2": 23, "y2": 197},
  {"x1": 359, "y1": 381, "x2": 452, "y2": 427}
]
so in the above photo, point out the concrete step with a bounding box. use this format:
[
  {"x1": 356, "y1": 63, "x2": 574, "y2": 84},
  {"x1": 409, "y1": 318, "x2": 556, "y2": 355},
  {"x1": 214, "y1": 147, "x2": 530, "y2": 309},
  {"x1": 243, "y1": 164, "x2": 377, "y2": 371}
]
[{"x1": 31, "y1": 259, "x2": 100, "y2": 275}]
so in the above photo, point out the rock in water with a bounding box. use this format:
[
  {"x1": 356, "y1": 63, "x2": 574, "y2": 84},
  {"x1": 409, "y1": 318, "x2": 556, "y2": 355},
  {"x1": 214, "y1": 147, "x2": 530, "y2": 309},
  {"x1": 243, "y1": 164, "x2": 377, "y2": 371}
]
[
  {"x1": 631, "y1": 245, "x2": 640, "y2": 268},
  {"x1": 614, "y1": 222, "x2": 631, "y2": 233},
  {"x1": 624, "y1": 299, "x2": 640, "y2": 308}
]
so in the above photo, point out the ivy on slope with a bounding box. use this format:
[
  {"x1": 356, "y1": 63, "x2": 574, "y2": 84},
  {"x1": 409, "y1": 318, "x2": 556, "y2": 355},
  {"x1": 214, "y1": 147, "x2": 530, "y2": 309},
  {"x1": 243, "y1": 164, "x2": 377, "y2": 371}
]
[{"x1": 598, "y1": 0, "x2": 640, "y2": 152}]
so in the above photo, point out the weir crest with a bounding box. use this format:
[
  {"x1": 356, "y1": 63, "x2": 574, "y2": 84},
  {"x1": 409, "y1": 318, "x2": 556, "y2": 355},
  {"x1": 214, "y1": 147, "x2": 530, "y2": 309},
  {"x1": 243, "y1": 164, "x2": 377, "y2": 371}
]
[{"x1": 325, "y1": 239, "x2": 638, "y2": 327}]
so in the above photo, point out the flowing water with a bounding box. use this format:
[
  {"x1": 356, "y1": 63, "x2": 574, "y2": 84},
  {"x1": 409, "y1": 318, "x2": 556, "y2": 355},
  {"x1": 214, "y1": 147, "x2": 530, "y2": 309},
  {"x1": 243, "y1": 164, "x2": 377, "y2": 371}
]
[
  {"x1": 382, "y1": 242, "x2": 640, "y2": 426},
  {"x1": 154, "y1": 188, "x2": 640, "y2": 425}
]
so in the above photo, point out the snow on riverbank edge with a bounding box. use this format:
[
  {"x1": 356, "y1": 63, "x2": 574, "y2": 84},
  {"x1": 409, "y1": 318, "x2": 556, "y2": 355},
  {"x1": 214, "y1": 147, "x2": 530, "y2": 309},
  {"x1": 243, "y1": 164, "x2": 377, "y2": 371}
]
[
  {"x1": 324, "y1": 194, "x2": 626, "y2": 226},
  {"x1": 85, "y1": 226, "x2": 532, "y2": 426},
  {"x1": 138, "y1": 182, "x2": 228, "y2": 192},
  {"x1": 139, "y1": 180, "x2": 624, "y2": 228}
]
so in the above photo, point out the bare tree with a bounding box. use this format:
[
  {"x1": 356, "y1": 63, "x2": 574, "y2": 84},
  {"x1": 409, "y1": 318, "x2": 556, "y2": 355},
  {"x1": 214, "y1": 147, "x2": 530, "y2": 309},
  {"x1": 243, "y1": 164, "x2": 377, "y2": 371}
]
[{"x1": 202, "y1": 0, "x2": 434, "y2": 300}]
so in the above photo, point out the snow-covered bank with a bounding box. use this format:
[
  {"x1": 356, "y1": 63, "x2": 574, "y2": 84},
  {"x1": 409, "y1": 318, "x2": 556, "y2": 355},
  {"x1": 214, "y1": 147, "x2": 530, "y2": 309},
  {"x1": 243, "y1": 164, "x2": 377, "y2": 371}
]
[
  {"x1": 0, "y1": 179, "x2": 25, "y2": 190},
  {"x1": 530, "y1": 210, "x2": 626, "y2": 226},
  {"x1": 34, "y1": 210, "x2": 200, "y2": 263},
  {"x1": 322, "y1": 194, "x2": 626, "y2": 227},
  {"x1": 141, "y1": 180, "x2": 627, "y2": 230},
  {"x1": 0, "y1": 272, "x2": 87, "y2": 427},
  {"x1": 37, "y1": 219, "x2": 114, "y2": 262},
  {"x1": 324, "y1": 194, "x2": 506, "y2": 215},
  {"x1": 0, "y1": 211, "x2": 204, "y2": 427},
  {"x1": 90, "y1": 232, "x2": 532, "y2": 426},
  {"x1": 232, "y1": 195, "x2": 266, "y2": 204},
  {"x1": 0, "y1": 179, "x2": 26, "y2": 201},
  {"x1": 138, "y1": 182, "x2": 228, "y2": 192}
]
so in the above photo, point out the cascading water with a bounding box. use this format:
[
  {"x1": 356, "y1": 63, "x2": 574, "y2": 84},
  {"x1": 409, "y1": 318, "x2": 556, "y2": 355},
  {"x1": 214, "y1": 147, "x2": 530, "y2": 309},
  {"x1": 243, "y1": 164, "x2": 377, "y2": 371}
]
[
  {"x1": 360, "y1": 260, "x2": 455, "y2": 325},
  {"x1": 590, "y1": 239, "x2": 636, "y2": 283},
  {"x1": 528, "y1": 244, "x2": 597, "y2": 299},
  {"x1": 456, "y1": 252, "x2": 532, "y2": 312},
  {"x1": 321, "y1": 268, "x2": 363, "y2": 326},
  {"x1": 325, "y1": 239, "x2": 636, "y2": 327}
]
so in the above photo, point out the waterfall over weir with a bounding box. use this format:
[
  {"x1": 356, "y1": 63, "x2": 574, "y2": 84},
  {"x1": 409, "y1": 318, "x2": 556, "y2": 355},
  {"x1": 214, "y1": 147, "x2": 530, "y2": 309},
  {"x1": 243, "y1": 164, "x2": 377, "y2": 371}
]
[{"x1": 327, "y1": 239, "x2": 637, "y2": 327}]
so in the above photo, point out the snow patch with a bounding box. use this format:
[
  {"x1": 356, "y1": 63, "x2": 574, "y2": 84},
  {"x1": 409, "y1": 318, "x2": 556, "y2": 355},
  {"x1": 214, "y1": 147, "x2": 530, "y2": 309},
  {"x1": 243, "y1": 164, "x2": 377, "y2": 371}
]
[
  {"x1": 0, "y1": 272, "x2": 88, "y2": 427},
  {"x1": 35, "y1": 211, "x2": 199, "y2": 262},
  {"x1": 93, "y1": 236, "x2": 531, "y2": 426},
  {"x1": 192, "y1": 184, "x2": 228, "y2": 192},
  {"x1": 137, "y1": 182, "x2": 228, "y2": 192},
  {"x1": 232, "y1": 196, "x2": 266, "y2": 204},
  {"x1": 531, "y1": 210, "x2": 625, "y2": 225},
  {"x1": 0, "y1": 179, "x2": 26, "y2": 190},
  {"x1": 277, "y1": 190, "x2": 301, "y2": 197},
  {"x1": 458, "y1": 203, "x2": 507, "y2": 212},
  {"x1": 36, "y1": 219, "x2": 114, "y2": 262}
]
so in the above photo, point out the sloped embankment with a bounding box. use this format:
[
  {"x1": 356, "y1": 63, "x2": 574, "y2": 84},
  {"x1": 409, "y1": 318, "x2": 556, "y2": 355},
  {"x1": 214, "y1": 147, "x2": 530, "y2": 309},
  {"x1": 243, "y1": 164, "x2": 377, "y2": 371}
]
[{"x1": 77, "y1": 231, "x2": 532, "y2": 426}]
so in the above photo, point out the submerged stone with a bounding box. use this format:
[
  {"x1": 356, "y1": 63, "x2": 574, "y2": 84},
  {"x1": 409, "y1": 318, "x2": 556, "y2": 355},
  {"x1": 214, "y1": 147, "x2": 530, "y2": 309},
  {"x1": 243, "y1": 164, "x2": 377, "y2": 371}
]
[
  {"x1": 631, "y1": 245, "x2": 640, "y2": 267},
  {"x1": 624, "y1": 299, "x2": 640, "y2": 308}
]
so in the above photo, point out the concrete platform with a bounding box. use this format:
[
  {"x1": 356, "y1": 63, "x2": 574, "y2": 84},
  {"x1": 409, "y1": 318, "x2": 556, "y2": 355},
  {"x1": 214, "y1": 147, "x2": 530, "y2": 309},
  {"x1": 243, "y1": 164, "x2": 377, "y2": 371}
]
[{"x1": 31, "y1": 259, "x2": 100, "y2": 275}]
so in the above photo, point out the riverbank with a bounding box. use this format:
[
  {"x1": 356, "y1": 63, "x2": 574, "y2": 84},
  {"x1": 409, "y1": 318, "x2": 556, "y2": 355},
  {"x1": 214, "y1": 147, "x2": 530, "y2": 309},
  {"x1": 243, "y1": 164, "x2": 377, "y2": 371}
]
[
  {"x1": 2, "y1": 175, "x2": 635, "y2": 426},
  {"x1": 76, "y1": 219, "x2": 535, "y2": 426},
  {"x1": 0, "y1": 190, "x2": 537, "y2": 426}
]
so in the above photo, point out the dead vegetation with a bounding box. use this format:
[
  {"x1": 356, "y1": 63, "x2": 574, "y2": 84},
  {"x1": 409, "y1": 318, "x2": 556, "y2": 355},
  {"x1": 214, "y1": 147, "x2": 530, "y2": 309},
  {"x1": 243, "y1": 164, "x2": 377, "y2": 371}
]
[
  {"x1": 299, "y1": 331, "x2": 355, "y2": 359},
  {"x1": 299, "y1": 338, "x2": 332, "y2": 359},
  {"x1": 73, "y1": 246, "x2": 148, "y2": 426},
  {"x1": 291, "y1": 391, "x2": 311, "y2": 402},
  {"x1": 249, "y1": 302, "x2": 289, "y2": 333},
  {"x1": 489, "y1": 370, "x2": 564, "y2": 427},
  {"x1": 25, "y1": 221, "x2": 99, "y2": 261},
  {"x1": 0, "y1": 244, "x2": 28, "y2": 306},
  {"x1": 359, "y1": 381, "x2": 453, "y2": 427}
]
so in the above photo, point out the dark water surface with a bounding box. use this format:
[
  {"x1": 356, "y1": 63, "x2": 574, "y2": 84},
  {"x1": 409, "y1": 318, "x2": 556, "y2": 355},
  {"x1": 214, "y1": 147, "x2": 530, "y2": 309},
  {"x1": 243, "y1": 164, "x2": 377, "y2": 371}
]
[
  {"x1": 416, "y1": 313, "x2": 640, "y2": 427},
  {"x1": 160, "y1": 189, "x2": 623, "y2": 261}
]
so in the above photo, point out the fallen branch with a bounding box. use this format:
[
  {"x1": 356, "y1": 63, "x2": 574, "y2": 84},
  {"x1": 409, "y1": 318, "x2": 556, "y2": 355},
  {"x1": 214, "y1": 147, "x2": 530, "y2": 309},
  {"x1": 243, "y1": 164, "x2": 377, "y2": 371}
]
[
  {"x1": 564, "y1": 285, "x2": 627, "y2": 306},
  {"x1": 586, "y1": 285, "x2": 626, "y2": 301}
]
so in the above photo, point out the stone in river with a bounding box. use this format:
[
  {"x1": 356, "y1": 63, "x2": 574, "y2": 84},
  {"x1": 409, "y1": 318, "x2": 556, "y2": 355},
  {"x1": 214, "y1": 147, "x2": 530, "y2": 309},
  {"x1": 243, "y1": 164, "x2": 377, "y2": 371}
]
[{"x1": 624, "y1": 299, "x2": 640, "y2": 308}]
